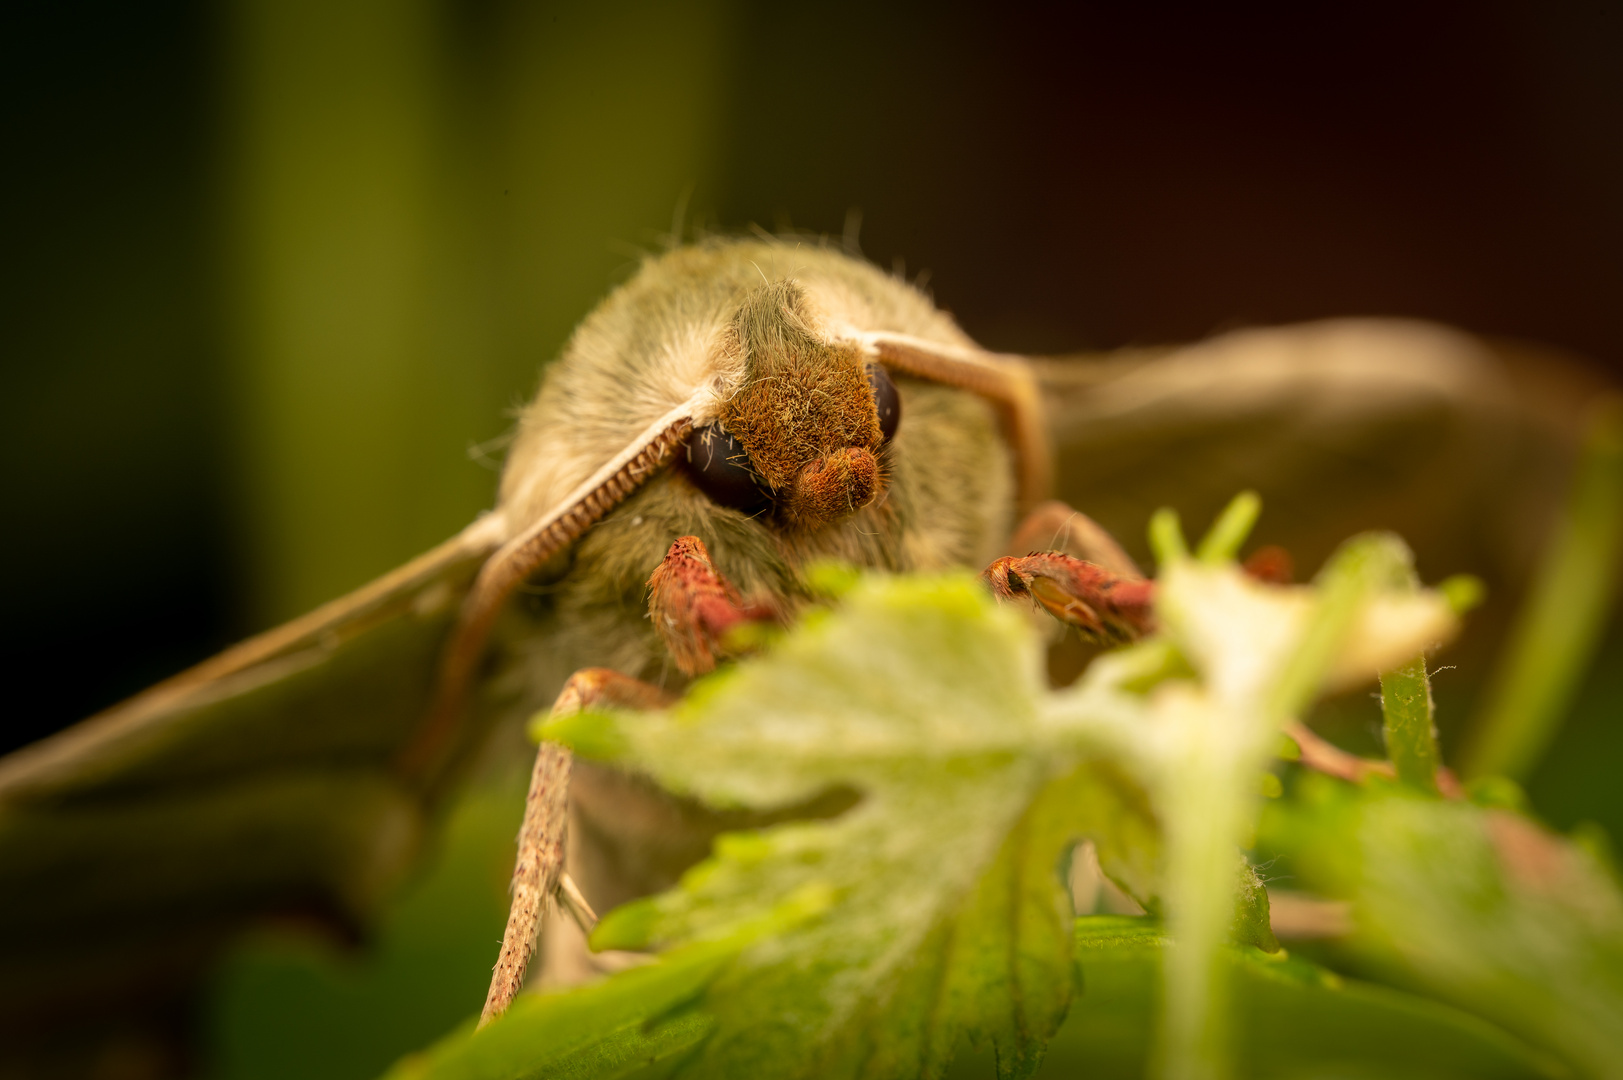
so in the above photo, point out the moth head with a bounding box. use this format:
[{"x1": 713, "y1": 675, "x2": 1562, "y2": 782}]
[
  {"x1": 421, "y1": 247, "x2": 1042, "y2": 776},
  {"x1": 689, "y1": 279, "x2": 900, "y2": 530}
]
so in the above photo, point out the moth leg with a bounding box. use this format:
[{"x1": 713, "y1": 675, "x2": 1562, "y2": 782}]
[
  {"x1": 990, "y1": 502, "x2": 1301, "y2": 646},
  {"x1": 987, "y1": 500, "x2": 1155, "y2": 645},
  {"x1": 1005, "y1": 499, "x2": 1144, "y2": 580},
  {"x1": 648, "y1": 535, "x2": 777, "y2": 677},
  {"x1": 479, "y1": 668, "x2": 672, "y2": 1028},
  {"x1": 986, "y1": 551, "x2": 1156, "y2": 645}
]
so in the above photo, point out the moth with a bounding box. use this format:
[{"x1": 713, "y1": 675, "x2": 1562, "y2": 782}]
[{"x1": 0, "y1": 238, "x2": 1605, "y2": 1048}]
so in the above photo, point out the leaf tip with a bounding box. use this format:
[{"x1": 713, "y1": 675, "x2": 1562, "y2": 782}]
[
  {"x1": 1438, "y1": 573, "x2": 1486, "y2": 615},
  {"x1": 1149, "y1": 507, "x2": 1189, "y2": 568},
  {"x1": 1195, "y1": 490, "x2": 1263, "y2": 565}
]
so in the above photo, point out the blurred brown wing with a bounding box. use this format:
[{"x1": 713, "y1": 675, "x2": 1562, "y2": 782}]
[
  {"x1": 0, "y1": 515, "x2": 502, "y2": 1021},
  {"x1": 1036, "y1": 317, "x2": 1611, "y2": 711},
  {"x1": 0, "y1": 394, "x2": 709, "y2": 1033}
]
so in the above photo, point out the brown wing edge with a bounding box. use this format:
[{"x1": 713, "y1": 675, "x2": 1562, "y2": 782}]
[{"x1": 0, "y1": 514, "x2": 506, "y2": 804}]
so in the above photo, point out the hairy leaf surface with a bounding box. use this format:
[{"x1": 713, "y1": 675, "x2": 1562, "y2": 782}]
[{"x1": 550, "y1": 574, "x2": 1158, "y2": 1079}]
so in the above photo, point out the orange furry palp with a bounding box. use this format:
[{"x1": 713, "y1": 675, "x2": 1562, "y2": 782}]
[{"x1": 716, "y1": 280, "x2": 887, "y2": 530}]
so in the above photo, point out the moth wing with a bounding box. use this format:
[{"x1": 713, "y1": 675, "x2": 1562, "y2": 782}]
[
  {"x1": 0, "y1": 514, "x2": 503, "y2": 1019},
  {"x1": 1035, "y1": 317, "x2": 1609, "y2": 690},
  {"x1": 0, "y1": 395, "x2": 703, "y2": 1029}
]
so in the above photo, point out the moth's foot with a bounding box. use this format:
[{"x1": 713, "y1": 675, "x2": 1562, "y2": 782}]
[
  {"x1": 992, "y1": 501, "x2": 1154, "y2": 644},
  {"x1": 647, "y1": 535, "x2": 777, "y2": 677},
  {"x1": 985, "y1": 551, "x2": 1156, "y2": 645}
]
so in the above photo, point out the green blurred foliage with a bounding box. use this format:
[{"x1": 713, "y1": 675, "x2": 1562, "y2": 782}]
[
  {"x1": 1464, "y1": 401, "x2": 1623, "y2": 780},
  {"x1": 1526, "y1": 615, "x2": 1623, "y2": 841},
  {"x1": 956, "y1": 919, "x2": 1553, "y2": 1080},
  {"x1": 1261, "y1": 777, "x2": 1623, "y2": 1079}
]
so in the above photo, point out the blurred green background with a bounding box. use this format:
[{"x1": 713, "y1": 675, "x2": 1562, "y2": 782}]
[{"x1": 5, "y1": 1, "x2": 1623, "y2": 1076}]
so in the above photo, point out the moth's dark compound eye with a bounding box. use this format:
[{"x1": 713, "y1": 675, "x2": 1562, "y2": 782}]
[
  {"x1": 868, "y1": 364, "x2": 901, "y2": 443},
  {"x1": 685, "y1": 425, "x2": 772, "y2": 513}
]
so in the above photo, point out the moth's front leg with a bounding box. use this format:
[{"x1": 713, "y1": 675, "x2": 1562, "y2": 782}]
[
  {"x1": 484, "y1": 539, "x2": 771, "y2": 1023},
  {"x1": 648, "y1": 535, "x2": 778, "y2": 676},
  {"x1": 480, "y1": 668, "x2": 673, "y2": 1027},
  {"x1": 986, "y1": 551, "x2": 1157, "y2": 644},
  {"x1": 986, "y1": 501, "x2": 1296, "y2": 644},
  {"x1": 985, "y1": 501, "x2": 1156, "y2": 645}
]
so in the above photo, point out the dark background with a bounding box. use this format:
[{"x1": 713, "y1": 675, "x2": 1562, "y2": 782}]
[{"x1": 4, "y1": 0, "x2": 1620, "y2": 755}]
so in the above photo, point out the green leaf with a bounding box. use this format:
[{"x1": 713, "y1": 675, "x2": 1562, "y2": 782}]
[
  {"x1": 384, "y1": 889, "x2": 834, "y2": 1080},
  {"x1": 1138, "y1": 531, "x2": 1460, "y2": 1080},
  {"x1": 562, "y1": 573, "x2": 1160, "y2": 1080},
  {"x1": 409, "y1": 527, "x2": 1469, "y2": 1080},
  {"x1": 382, "y1": 942, "x2": 723, "y2": 1080},
  {"x1": 1267, "y1": 780, "x2": 1623, "y2": 1078},
  {"x1": 1035, "y1": 916, "x2": 1556, "y2": 1080},
  {"x1": 397, "y1": 915, "x2": 1556, "y2": 1080},
  {"x1": 1194, "y1": 491, "x2": 1261, "y2": 565}
]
